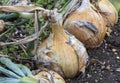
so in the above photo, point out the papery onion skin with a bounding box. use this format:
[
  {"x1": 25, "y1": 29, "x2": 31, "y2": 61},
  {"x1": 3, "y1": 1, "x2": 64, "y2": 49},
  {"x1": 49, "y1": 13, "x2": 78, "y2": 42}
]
[
  {"x1": 35, "y1": 10, "x2": 88, "y2": 78},
  {"x1": 64, "y1": 0, "x2": 107, "y2": 48},
  {"x1": 91, "y1": 0, "x2": 118, "y2": 26},
  {"x1": 36, "y1": 26, "x2": 78, "y2": 78},
  {"x1": 35, "y1": 70, "x2": 66, "y2": 83}
]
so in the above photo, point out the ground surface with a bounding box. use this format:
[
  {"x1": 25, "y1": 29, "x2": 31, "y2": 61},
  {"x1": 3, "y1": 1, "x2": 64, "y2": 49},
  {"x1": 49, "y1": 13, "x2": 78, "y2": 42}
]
[{"x1": 66, "y1": 19, "x2": 120, "y2": 83}]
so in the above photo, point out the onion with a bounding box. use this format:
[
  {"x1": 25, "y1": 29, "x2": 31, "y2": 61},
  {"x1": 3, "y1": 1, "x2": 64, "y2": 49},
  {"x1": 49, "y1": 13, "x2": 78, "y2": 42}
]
[
  {"x1": 91, "y1": 0, "x2": 118, "y2": 26},
  {"x1": 35, "y1": 70, "x2": 65, "y2": 83},
  {"x1": 64, "y1": 0, "x2": 107, "y2": 48},
  {"x1": 35, "y1": 10, "x2": 88, "y2": 78}
]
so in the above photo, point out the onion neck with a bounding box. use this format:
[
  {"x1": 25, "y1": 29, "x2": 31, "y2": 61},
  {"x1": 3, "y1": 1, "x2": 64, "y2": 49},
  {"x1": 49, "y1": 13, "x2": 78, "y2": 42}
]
[
  {"x1": 51, "y1": 23, "x2": 67, "y2": 39},
  {"x1": 49, "y1": 10, "x2": 67, "y2": 39},
  {"x1": 77, "y1": 0, "x2": 90, "y2": 10}
]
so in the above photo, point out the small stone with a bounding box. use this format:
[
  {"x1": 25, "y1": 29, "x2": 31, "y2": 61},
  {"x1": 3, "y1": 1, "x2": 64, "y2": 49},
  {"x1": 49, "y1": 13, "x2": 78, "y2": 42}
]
[
  {"x1": 105, "y1": 43, "x2": 108, "y2": 46},
  {"x1": 116, "y1": 68, "x2": 120, "y2": 72},
  {"x1": 85, "y1": 82, "x2": 88, "y2": 83},
  {"x1": 101, "y1": 65, "x2": 105, "y2": 69},
  {"x1": 106, "y1": 28, "x2": 112, "y2": 36},
  {"x1": 87, "y1": 74, "x2": 92, "y2": 78},
  {"x1": 116, "y1": 56, "x2": 120, "y2": 59},
  {"x1": 95, "y1": 79, "x2": 98, "y2": 83},
  {"x1": 94, "y1": 71, "x2": 97, "y2": 73},
  {"x1": 100, "y1": 78, "x2": 103, "y2": 80},
  {"x1": 114, "y1": 52, "x2": 118, "y2": 55},
  {"x1": 112, "y1": 48, "x2": 117, "y2": 52},
  {"x1": 106, "y1": 65, "x2": 111, "y2": 70},
  {"x1": 105, "y1": 43, "x2": 108, "y2": 48}
]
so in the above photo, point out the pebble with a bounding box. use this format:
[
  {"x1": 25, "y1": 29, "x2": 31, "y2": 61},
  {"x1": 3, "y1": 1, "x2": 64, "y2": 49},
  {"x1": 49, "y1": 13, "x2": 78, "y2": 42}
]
[
  {"x1": 105, "y1": 43, "x2": 108, "y2": 48},
  {"x1": 85, "y1": 82, "x2": 88, "y2": 83},
  {"x1": 106, "y1": 65, "x2": 111, "y2": 71},
  {"x1": 116, "y1": 68, "x2": 120, "y2": 72},
  {"x1": 114, "y1": 52, "x2": 118, "y2": 55},
  {"x1": 101, "y1": 65, "x2": 105, "y2": 69},
  {"x1": 87, "y1": 74, "x2": 92, "y2": 78},
  {"x1": 94, "y1": 71, "x2": 97, "y2": 74},
  {"x1": 116, "y1": 56, "x2": 120, "y2": 59},
  {"x1": 112, "y1": 48, "x2": 117, "y2": 52},
  {"x1": 95, "y1": 79, "x2": 98, "y2": 83},
  {"x1": 100, "y1": 78, "x2": 103, "y2": 80}
]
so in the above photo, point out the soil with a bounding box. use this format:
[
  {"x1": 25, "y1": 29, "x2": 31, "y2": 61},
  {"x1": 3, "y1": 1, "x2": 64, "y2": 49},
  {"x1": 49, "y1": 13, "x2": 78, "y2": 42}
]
[{"x1": 66, "y1": 19, "x2": 120, "y2": 83}]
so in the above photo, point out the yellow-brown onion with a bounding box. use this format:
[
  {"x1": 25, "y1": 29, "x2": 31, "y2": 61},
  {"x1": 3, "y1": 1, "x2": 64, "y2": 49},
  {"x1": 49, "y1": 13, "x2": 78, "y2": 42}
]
[
  {"x1": 91, "y1": 0, "x2": 118, "y2": 26},
  {"x1": 35, "y1": 10, "x2": 88, "y2": 78},
  {"x1": 64, "y1": 0, "x2": 107, "y2": 48},
  {"x1": 35, "y1": 70, "x2": 65, "y2": 83}
]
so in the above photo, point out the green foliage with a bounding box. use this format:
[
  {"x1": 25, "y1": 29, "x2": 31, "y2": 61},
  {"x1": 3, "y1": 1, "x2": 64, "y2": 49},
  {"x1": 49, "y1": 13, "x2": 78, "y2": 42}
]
[
  {"x1": 31, "y1": 0, "x2": 68, "y2": 10},
  {"x1": 0, "y1": 57, "x2": 25, "y2": 77},
  {"x1": 0, "y1": 19, "x2": 34, "y2": 57},
  {"x1": 1, "y1": 43, "x2": 18, "y2": 53},
  {"x1": 2, "y1": 46, "x2": 9, "y2": 54},
  {"x1": 0, "y1": 57, "x2": 38, "y2": 83},
  {"x1": 26, "y1": 21, "x2": 34, "y2": 35},
  {"x1": 9, "y1": 45, "x2": 19, "y2": 53},
  {"x1": 0, "y1": 0, "x2": 71, "y2": 59},
  {"x1": 1, "y1": 0, "x2": 9, "y2": 4}
]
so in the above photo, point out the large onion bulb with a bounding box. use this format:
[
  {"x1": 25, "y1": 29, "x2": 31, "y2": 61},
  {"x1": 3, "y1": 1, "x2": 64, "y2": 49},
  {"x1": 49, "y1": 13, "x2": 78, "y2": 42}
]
[
  {"x1": 35, "y1": 10, "x2": 88, "y2": 78},
  {"x1": 64, "y1": 0, "x2": 107, "y2": 48}
]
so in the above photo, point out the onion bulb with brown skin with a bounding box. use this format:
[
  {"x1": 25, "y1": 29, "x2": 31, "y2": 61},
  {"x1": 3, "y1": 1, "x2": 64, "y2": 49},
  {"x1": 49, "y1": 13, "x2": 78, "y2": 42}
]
[
  {"x1": 91, "y1": 0, "x2": 118, "y2": 27},
  {"x1": 34, "y1": 9, "x2": 88, "y2": 78},
  {"x1": 35, "y1": 70, "x2": 66, "y2": 83},
  {"x1": 64, "y1": 0, "x2": 107, "y2": 48}
]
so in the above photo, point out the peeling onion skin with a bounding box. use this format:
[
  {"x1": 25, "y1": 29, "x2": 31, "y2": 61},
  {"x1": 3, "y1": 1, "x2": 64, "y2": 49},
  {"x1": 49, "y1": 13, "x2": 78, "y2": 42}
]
[
  {"x1": 35, "y1": 70, "x2": 66, "y2": 83},
  {"x1": 64, "y1": 0, "x2": 107, "y2": 48},
  {"x1": 35, "y1": 10, "x2": 88, "y2": 78},
  {"x1": 91, "y1": 0, "x2": 118, "y2": 27}
]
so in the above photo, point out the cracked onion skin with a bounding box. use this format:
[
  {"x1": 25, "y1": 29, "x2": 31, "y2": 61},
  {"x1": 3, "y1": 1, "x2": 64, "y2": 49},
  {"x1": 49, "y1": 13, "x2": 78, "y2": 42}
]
[
  {"x1": 64, "y1": 0, "x2": 107, "y2": 48},
  {"x1": 35, "y1": 10, "x2": 88, "y2": 78},
  {"x1": 91, "y1": 0, "x2": 118, "y2": 26}
]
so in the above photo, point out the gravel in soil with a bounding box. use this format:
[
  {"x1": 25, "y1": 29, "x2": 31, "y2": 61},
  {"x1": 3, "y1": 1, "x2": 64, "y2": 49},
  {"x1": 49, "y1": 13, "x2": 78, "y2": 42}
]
[{"x1": 66, "y1": 19, "x2": 120, "y2": 83}]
